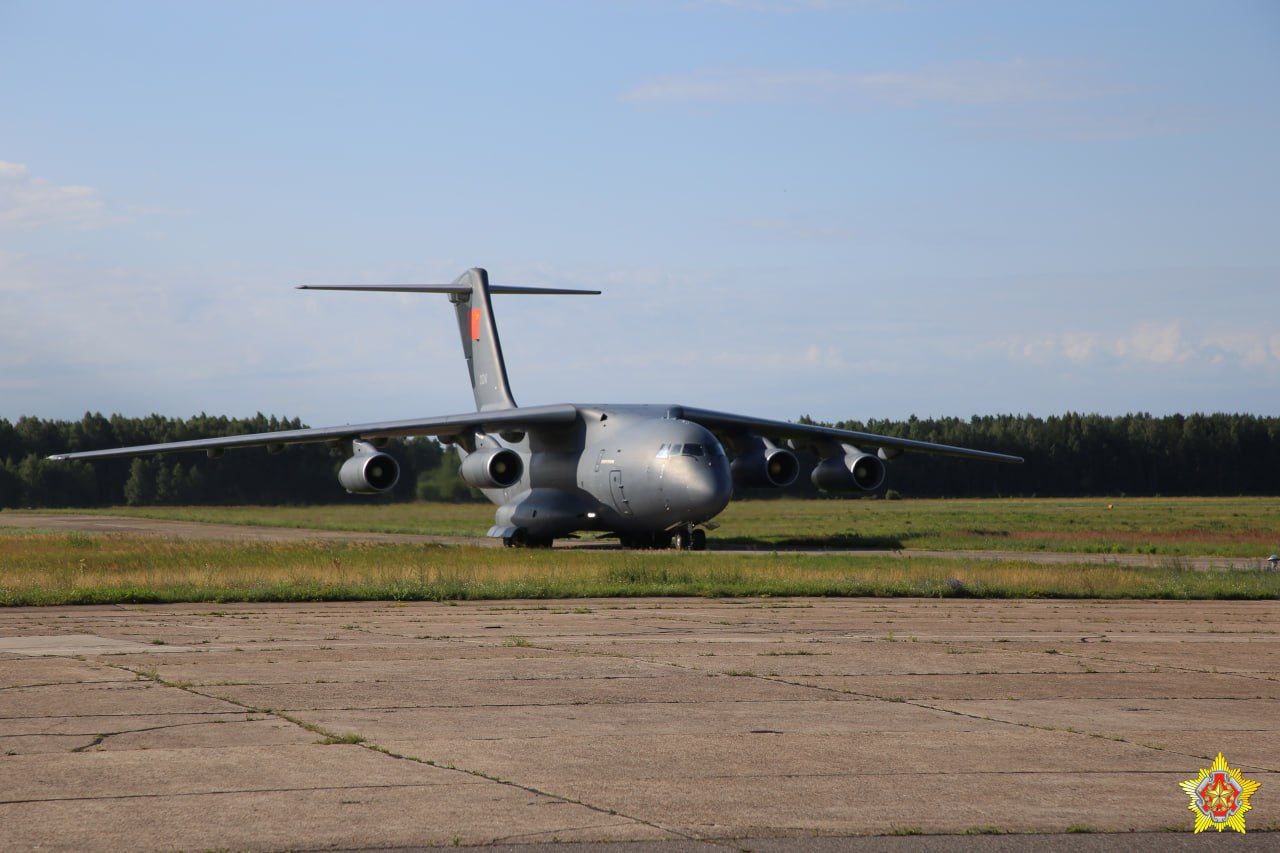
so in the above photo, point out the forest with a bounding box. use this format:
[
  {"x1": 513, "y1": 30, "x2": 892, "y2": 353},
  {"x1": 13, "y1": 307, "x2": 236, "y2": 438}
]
[{"x1": 1, "y1": 411, "x2": 1276, "y2": 508}]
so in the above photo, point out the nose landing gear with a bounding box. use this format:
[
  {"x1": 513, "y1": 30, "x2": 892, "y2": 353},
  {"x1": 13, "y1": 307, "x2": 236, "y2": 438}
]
[{"x1": 671, "y1": 526, "x2": 707, "y2": 552}]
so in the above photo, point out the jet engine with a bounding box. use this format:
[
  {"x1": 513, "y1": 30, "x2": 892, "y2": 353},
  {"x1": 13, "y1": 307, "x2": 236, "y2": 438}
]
[
  {"x1": 460, "y1": 447, "x2": 523, "y2": 490},
  {"x1": 338, "y1": 447, "x2": 401, "y2": 494},
  {"x1": 810, "y1": 451, "x2": 886, "y2": 493},
  {"x1": 730, "y1": 443, "x2": 800, "y2": 488}
]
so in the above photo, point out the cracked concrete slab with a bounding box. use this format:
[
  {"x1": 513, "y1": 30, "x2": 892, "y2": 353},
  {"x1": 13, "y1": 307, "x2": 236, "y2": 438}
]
[
  {"x1": 0, "y1": 634, "x2": 195, "y2": 656},
  {"x1": 0, "y1": 786, "x2": 674, "y2": 850},
  {"x1": 786, "y1": 671, "x2": 1280, "y2": 700},
  {"x1": 1, "y1": 597, "x2": 1277, "y2": 850},
  {"x1": 0, "y1": 680, "x2": 243, "y2": 719}
]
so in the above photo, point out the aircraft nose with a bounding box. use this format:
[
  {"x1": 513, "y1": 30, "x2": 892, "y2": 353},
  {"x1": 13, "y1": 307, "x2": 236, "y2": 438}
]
[{"x1": 683, "y1": 456, "x2": 732, "y2": 521}]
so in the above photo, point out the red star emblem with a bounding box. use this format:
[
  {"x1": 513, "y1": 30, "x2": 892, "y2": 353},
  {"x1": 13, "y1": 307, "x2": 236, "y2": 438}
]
[{"x1": 1197, "y1": 772, "x2": 1241, "y2": 820}]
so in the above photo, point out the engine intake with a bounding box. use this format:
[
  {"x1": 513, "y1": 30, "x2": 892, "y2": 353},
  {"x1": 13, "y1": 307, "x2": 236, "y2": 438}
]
[
  {"x1": 811, "y1": 451, "x2": 886, "y2": 493},
  {"x1": 460, "y1": 447, "x2": 523, "y2": 490},
  {"x1": 338, "y1": 448, "x2": 400, "y2": 494},
  {"x1": 730, "y1": 445, "x2": 799, "y2": 488}
]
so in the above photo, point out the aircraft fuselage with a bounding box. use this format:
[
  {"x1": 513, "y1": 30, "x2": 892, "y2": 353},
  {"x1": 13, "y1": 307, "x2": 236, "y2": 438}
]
[{"x1": 467, "y1": 404, "x2": 733, "y2": 543}]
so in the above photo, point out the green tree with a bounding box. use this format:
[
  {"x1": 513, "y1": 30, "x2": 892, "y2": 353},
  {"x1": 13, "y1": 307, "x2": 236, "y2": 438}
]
[
  {"x1": 123, "y1": 458, "x2": 156, "y2": 506},
  {"x1": 415, "y1": 449, "x2": 478, "y2": 502}
]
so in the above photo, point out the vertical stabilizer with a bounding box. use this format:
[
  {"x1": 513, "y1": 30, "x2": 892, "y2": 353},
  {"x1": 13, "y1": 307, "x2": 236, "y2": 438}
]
[
  {"x1": 451, "y1": 267, "x2": 517, "y2": 411},
  {"x1": 297, "y1": 269, "x2": 599, "y2": 413}
]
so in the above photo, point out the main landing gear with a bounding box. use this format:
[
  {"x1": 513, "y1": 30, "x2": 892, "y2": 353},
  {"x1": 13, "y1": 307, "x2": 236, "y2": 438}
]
[
  {"x1": 620, "y1": 526, "x2": 707, "y2": 551},
  {"x1": 502, "y1": 528, "x2": 553, "y2": 549}
]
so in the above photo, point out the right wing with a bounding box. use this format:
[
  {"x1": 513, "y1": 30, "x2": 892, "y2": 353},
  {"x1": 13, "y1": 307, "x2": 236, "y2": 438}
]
[
  {"x1": 48, "y1": 404, "x2": 578, "y2": 461},
  {"x1": 675, "y1": 406, "x2": 1024, "y2": 464}
]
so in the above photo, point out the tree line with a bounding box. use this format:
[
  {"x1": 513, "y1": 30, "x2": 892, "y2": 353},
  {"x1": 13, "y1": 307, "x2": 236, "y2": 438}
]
[
  {"x1": 0, "y1": 411, "x2": 1276, "y2": 508},
  {"x1": 0, "y1": 413, "x2": 473, "y2": 509},
  {"x1": 812, "y1": 412, "x2": 1280, "y2": 498}
]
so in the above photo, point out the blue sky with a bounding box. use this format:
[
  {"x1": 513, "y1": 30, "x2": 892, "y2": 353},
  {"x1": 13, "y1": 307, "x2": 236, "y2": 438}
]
[{"x1": 1, "y1": 0, "x2": 1277, "y2": 425}]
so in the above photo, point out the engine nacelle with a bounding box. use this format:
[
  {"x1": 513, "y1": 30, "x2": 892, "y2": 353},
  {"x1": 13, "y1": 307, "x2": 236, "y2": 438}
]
[
  {"x1": 338, "y1": 449, "x2": 400, "y2": 494},
  {"x1": 811, "y1": 451, "x2": 886, "y2": 493},
  {"x1": 730, "y1": 445, "x2": 800, "y2": 488},
  {"x1": 459, "y1": 447, "x2": 523, "y2": 490}
]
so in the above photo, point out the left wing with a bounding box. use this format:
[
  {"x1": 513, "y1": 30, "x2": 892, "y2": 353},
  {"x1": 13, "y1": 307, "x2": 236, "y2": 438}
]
[
  {"x1": 673, "y1": 406, "x2": 1023, "y2": 464},
  {"x1": 48, "y1": 404, "x2": 578, "y2": 461}
]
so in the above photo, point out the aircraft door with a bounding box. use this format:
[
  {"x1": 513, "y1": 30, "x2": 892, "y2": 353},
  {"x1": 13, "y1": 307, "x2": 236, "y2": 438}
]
[{"x1": 609, "y1": 469, "x2": 632, "y2": 516}]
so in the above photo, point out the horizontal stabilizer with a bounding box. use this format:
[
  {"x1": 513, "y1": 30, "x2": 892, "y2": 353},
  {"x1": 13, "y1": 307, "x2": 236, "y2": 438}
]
[{"x1": 297, "y1": 284, "x2": 601, "y2": 295}]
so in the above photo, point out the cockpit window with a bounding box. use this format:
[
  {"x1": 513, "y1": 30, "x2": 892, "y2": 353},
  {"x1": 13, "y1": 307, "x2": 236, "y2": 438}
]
[{"x1": 659, "y1": 442, "x2": 718, "y2": 459}]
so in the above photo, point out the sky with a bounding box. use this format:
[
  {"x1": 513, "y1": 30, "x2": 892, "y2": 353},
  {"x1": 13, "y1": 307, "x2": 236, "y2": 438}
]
[{"x1": 1, "y1": 0, "x2": 1277, "y2": 427}]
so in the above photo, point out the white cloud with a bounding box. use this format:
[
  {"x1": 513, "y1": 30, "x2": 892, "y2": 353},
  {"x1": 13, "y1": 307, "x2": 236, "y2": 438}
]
[
  {"x1": 620, "y1": 60, "x2": 1184, "y2": 139},
  {"x1": 1114, "y1": 321, "x2": 1188, "y2": 364},
  {"x1": 623, "y1": 60, "x2": 1112, "y2": 107},
  {"x1": 1060, "y1": 332, "x2": 1097, "y2": 363},
  {"x1": 1006, "y1": 321, "x2": 1280, "y2": 370},
  {"x1": 0, "y1": 161, "x2": 117, "y2": 229}
]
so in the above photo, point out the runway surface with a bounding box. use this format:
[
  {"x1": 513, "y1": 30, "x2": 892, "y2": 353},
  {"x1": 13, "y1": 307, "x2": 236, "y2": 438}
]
[
  {"x1": 1, "y1": 511, "x2": 1271, "y2": 570},
  {"x1": 1, "y1": 598, "x2": 1277, "y2": 850}
]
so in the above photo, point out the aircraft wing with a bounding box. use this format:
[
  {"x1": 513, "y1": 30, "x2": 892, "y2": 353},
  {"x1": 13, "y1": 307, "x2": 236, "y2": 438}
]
[
  {"x1": 47, "y1": 404, "x2": 579, "y2": 461},
  {"x1": 673, "y1": 406, "x2": 1024, "y2": 464}
]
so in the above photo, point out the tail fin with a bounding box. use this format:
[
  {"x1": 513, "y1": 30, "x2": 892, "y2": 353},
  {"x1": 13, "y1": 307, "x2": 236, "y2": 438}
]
[
  {"x1": 297, "y1": 268, "x2": 600, "y2": 412},
  {"x1": 451, "y1": 267, "x2": 515, "y2": 411}
]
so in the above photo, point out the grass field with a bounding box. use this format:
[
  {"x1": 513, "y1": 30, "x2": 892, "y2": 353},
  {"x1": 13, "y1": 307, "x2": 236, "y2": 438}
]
[
  {"x1": 2, "y1": 529, "x2": 1278, "y2": 606},
  {"x1": 28, "y1": 496, "x2": 1280, "y2": 557}
]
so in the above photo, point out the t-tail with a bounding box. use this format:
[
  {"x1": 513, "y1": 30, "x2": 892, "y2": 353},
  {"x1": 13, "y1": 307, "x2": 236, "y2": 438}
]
[{"x1": 297, "y1": 268, "x2": 600, "y2": 412}]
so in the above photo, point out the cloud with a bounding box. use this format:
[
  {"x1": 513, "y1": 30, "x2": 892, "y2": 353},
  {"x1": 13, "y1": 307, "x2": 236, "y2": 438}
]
[
  {"x1": 1007, "y1": 321, "x2": 1280, "y2": 370},
  {"x1": 623, "y1": 60, "x2": 1113, "y2": 107},
  {"x1": 0, "y1": 161, "x2": 117, "y2": 229},
  {"x1": 620, "y1": 60, "x2": 1185, "y2": 138},
  {"x1": 1114, "y1": 321, "x2": 1188, "y2": 364}
]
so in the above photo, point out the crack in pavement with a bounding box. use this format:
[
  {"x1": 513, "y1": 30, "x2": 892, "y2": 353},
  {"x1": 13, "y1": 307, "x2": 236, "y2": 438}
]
[
  {"x1": 1064, "y1": 649, "x2": 1280, "y2": 683},
  {"x1": 86, "y1": 659, "x2": 703, "y2": 848},
  {"x1": 0, "y1": 678, "x2": 134, "y2": 691},
  {"x1": 510, "y1": 637, "x2": 1277, "y2": 775},
  {"x1": 11, "y1": 601, "x2": 1276, "y2": 847},
  {"x1": 69, "y1": 716, "x2": 268, "y2": 753},
  {"x1": 0, "y1": 781, "x2": 476, "y2": 806},
  {"x1": 0, "y1": 709, "x2": 259, "y2": 721}
]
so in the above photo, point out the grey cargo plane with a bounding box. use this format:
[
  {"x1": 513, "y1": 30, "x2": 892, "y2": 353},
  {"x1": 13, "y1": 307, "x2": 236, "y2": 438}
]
[{"x1": 51, "y1": 268, "x2": 1023, "y2": 550}]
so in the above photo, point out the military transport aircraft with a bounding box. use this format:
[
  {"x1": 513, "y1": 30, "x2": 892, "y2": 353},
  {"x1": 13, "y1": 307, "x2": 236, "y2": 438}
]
[{"x1": 51, "y1": 268, "x2": 1022, "y2": 550}]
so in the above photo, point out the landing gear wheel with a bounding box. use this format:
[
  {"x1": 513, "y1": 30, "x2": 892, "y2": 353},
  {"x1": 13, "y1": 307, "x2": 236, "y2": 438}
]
[
  {"x1": 691, "y1": 528, "x2": 707, "y2": 551},
  {"x1": 673, "y1": 528, "x2": 693, "y2": 551},
  {"x1": 528, "y1": 536, "x2": 554, "y2": 549},
  {"x1": 504, "y1": 528, "x2": 529, "y2": 548}
]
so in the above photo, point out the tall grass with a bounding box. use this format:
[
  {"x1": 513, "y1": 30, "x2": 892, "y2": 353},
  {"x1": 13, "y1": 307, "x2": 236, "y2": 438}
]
[
  {"x1": 2, "y1": 531, "x2": 1276, "y2": 606},
  {"x1": 24, "y1": 496, "x2": 1279, "y2": 557}
]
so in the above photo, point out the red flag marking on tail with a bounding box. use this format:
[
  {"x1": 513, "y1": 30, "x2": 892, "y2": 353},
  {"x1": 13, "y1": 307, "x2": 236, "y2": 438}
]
[{"x1": 470, "y1": 308, "x2": 481, "y2": 341}]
